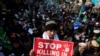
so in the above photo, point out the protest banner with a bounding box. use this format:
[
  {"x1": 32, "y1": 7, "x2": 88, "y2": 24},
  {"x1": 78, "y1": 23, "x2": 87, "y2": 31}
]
[{"x1": 33, "y1": 38, "x2": 74, "y2": 56}]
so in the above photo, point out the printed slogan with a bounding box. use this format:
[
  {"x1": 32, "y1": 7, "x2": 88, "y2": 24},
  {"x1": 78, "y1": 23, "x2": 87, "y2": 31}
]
[{"x1": 33, "y1": 38, "x2": 74, "y2": 56}]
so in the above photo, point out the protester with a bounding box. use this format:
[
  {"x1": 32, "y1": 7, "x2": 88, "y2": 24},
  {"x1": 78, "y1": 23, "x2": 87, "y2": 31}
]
[
  {"x1": 74, "y1": 42, "x2": 88, "y2": 56},
  {"x1": 29, "y1": 20, "x2": 59, "y2": 56}
]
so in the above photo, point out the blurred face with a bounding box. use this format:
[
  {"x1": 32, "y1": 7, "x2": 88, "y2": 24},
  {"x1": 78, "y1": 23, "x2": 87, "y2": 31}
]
[
  {"x1": 79, "y1": 46, "x2": 86, "y2": 52},
  {"x1": 59, "y1": 25, "x2": 63, "y2": 30},
  {"x1": 62, "y1": 35, "x2": 68, "y2": 41},
  {"x1": 46, "y1": 30, "x2": 56, "y2": 39}
]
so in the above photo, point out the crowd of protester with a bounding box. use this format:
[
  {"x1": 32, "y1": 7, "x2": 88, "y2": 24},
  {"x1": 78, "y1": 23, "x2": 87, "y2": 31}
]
[{"x1": 0, "y1": 1, "x2": 100, "y2": 56}]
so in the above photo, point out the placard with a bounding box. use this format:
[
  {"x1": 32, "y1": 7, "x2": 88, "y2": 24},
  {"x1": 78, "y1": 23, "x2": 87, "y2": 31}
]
[{"x1": 33, "y1": 38, "x2": 74, "y2": 56}]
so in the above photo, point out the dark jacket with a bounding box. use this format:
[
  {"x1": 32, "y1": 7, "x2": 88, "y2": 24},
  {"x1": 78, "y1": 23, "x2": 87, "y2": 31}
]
[{"x1": 74, "y1": 46, "x2": 88, "y2": 56}]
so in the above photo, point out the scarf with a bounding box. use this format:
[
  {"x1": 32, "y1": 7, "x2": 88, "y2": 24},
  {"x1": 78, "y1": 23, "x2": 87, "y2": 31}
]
[{"x1": 42, "y1": 32, "x2": 59, "y2": 40}]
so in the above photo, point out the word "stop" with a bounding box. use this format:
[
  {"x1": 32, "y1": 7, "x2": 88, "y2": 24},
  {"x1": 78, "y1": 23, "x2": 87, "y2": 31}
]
[{"x1": 38, "y1": 42, "x2": 62, "y2": 50}]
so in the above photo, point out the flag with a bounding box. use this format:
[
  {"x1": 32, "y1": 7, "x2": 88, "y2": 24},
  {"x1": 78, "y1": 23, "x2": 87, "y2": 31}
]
[
  {"x1": 83, "y1": 15, "x2": 87, "y2": 22},
  {"x1": 77, "y1": 3, "x2": 85, "y2": 21},
  {"x1": 78, "y1": 3, "x2": 86, "y2": 17},
  {"x1": 74, "y1": 21, "x2": 82, "y2": 30},
  {"x1": 0, "y1": 27, "x2": 12, "y2": 51},
  {"x1": 96, "y1": 36, "x2": 100, "y2": 44},
  {"x1": 91, "y1": 0, "x2": 100, "y2": 5}
]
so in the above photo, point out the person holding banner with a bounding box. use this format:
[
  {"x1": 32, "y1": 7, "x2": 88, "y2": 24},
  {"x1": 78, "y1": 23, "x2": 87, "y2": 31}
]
[
  {"x1": 29, "y1": 20, "x2": 59, "y2": 56},
  {"x1": 42, "y1": 20, "x2": 59, "y2": 40}
]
